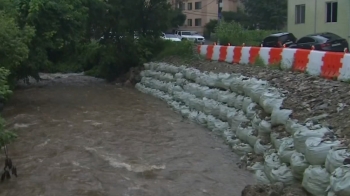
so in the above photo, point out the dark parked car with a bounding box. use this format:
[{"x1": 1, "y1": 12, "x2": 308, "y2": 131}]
[
  {"x1": 289, "y1": 32, "x2": 348, "y2": 52},
  {"x1": 261, "y1": 32, "x2": 297, "y2": 48}
]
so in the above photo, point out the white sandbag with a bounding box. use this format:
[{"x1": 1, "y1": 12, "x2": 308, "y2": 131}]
[
  {"x1": 233, "y1": 95, "x2": 244, "y2": 110},
  {"x1": 255, "y1": 170, "x2": 271, "y2": 184},
  {"x1": 202, "y1": 89, "x2": 220, "y2": 100},
  {"x1": 206, "y1": 115, "x2": 216, "y2": 130},
  {"x1": 244, "y1": 82, "x2": 268, "y2": 103},
  {"x1": 270, "y1": 132, "x2": 289, "y2": 149},
  {"x1": 196, "y1": 112, "x2": 208, "y2": 126},
  {"x1": 329, "y1": 165, "x2": 350, "y2": 196},
  {"x1": 245, "y1": 103, "x2": 258, "y2": 120},
  {"x1": 180, "y1": 106, "x2": 191, "y2": 117},
  {"x1": 232, "y1": 143, "x2": 253, "y2": 156},
  {"x1": 174, "y1": 72, "x2": 183, "y2": 79},
  {"x1": 254, "y1": 139, "x2": 272, "y2": 155},
  {"x1": 236, "y1": 126, "x2": 257, "y2": 146},
  {"x1": 302, "y1": 165, "x2": 330, "y2": 196},
  {"x1": 212, "y1": 121, "x2": 230, "y2": 135},
  {"x1": 271, "y1": 109, "x2": 292, "y2": 126},
  {"x1": 293, "y1": 126, "x2": 331, "y2": 153},
  {"x1": 247, "y1": 162, "x2": 265, "y2": 171},
  {"x1": 258, "y1": 120, "x2": 272, "y2": 137},
  {"x1": 222, "y1": 128, "x2": 235, "y2": 139},
  {"x1": 219, "y1": 105, "x2": 230, "y2": 121},
  {"x1": 229, "y1": 111, "x2": 249, "y2": 131},
  {"x1": 304, "y1": 137, "x2": 341, "y2": 165},
  {"x1": 220, "y1": 75, "x2": 236, "y2": 90},
  {"x1": 290, "y1": 151, "x2": 310, "y2": 180},
  {"x1": 226, "y1": 92, "x2": 238, "y2": 107},
  {"x1": 251, "y1": 115, "x2": 261, "y2": 130},
  {"x1": 242, "y1": 97, "x2": 253, "y2": 113},
  {"x1": 229, "y1": 76, "x2": 248, "y2": 94},
  {"x1": 269, "y1": 164, "x2": 295, "y2": 185},
  {"x1": 277, "y1": 137, "x2": 295, "y2": 163},
  {"x1": 217, "y1": 91, "x2": 231, "y2": 103},
  {"x1": 176, "y1": 78, "x2": 188, "y2": 86},
  {"x1": 226, "y1": 108, "x2": 237, "y2": 125},
  {"x1": 144, "y1": 63, "x2": 150, "y2": 70},
  {"x1": 188, "y1": 97, "x2": 204, "y2": 111},
  {"x1": 326, "y1": 147, "x2": 350, "y2": 173},
  {"x1": 202, "y1": 99, "x2": 220, "y2": 116},
  {"x1": 225, "y1": 135, "x2": 241, "y2": 146},
  {"x1": 259, "y1": 91, "x2": 284, "y2": 114},
  {"x1": 264, "y1": 152, "x2": 282, "y2": 179},
  {"x1": 188, "y1": 110, "x2": 199, "y2": 122},
  {"x1": 285, "y1": 119, "x2": 302, "y2": 135}
]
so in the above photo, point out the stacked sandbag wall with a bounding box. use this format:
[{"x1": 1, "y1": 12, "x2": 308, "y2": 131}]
[{"x1": 135, "y1": 62, "x2": 350, "y2": 196}]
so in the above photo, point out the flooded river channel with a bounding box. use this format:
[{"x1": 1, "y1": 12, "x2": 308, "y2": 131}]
[{"x1": 0, "y1": 74, "x2": 253, "y2": 196}]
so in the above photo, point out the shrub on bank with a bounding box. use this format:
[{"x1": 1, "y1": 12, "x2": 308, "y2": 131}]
[{"x1": 215, "y1": 21, "x2": 275, "y2": 46}]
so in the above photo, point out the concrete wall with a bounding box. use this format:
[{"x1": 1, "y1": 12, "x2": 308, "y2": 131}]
[{"x1": 287, "y1": 0, "x2": 350, "y2": 42}]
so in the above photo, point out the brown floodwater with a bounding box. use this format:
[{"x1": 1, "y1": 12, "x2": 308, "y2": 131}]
[{"x1": 0, "y1": 74, "x2": 253, "y2": 196}]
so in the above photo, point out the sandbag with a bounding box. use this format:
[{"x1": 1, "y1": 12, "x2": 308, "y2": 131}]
[
  {"x1": 277, "y1": 137, "x2": 295, "y2": 164},
  {"x1": 251, "y1": 115, "x2": 261, "y2": 130},
  {"x1": 259, "y1": 91, "x2": 284, "y2": 114},
  {"x1": 264, "y1": 152, "x2": 282, "y2": 180},
  {"x1": 254, "y1": 139, "x2": 272, "y2": 155},
  {"x1": 258, "y1": 120, "x2": 272, "y2": 137},
  {"x1": 236, "y1": 126, "x2": 257, "y2": 146},
  {"x1": 232, "y1": 143, "x2": 253, "y2": 156},
  {"x1": 217, "y1": 91, "x2": 231, "y2": 103},
  {"x1": 293, "y1": 126, "x2": 331, "y2": 153},
  {"x1": 219, "y1": 105, "x2": 230, "y2": 121},
  {"x1": 188, "y1": 110, "x2": 199, "y2": 122},
  {"x1": 225, "y1": 134, "x2": 241, "y2": 146},
  {"x1": 243, "y1": 80, "x2": 268, "y2": 103},
  {"x1": 212, "y1": 121, "x2": 230, "y2": 135},
  {"x1": 302, "y1": 165, "x2": 330, "y2": 196},
  {"x1": 271, "y1": 108, "x2": 292, "y2": 126},
  {"x1": 196, "y1": 112, "x2": 208, "y2": 126},
  {"x1": 247, "y1": 162, "x2": 265, "y2": 171},
  {"x1": 226, "y1": 92, "x2": 238, "y2": 107},
  {"x1": 329, "y1": 165, "x2": 350, "y2": 196},
  {"x1": 326, "y1": 147, "x2": 350, "y2": 173},
  {"x1": 270, "y1": 132, "x2": 289, "y2": 149},
  {"x1": 206, "y1": 115, "x2": 216, "y2": 130},
  {"x1": 245, "y1": 103, "x2": 258, "y2": 120},
  {"x1": 304, "y1": 137, "x2": 341, "y2": 165},
  {"x1": 255, "y1": 170, "x2": 271, "y2": 184},
  {"x1": 233, "y1": 95, "x2": 244, "y2": 110},
  {"x1": 269, "y1": 164, "x2": 295, "y2": 185},
  {"x1": 242, "y1": 97, "x2": 253, "y2": 113},
  {"x1": 229, "y1": 76, "x2": 248, "y2": 94},
  {"x1": 180, "y1": 107, "x2": 191, "y2": 118},
  {"x1": 229, "y1": 111, "x2": 249, "y2": 131},
  {"x1": 290, "y1": 151, "x2": 309, "y2": 180},
  {"x1": 202, "y1": 89, "x2": 220, "y2": 100}
]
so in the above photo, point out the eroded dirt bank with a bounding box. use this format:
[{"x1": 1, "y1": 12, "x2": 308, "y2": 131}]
[{"x1": 0, "y1": 73, "x2": 253, "y2": 196}]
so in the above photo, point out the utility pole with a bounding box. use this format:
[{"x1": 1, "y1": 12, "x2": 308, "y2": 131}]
[{"x1": 218, "y1": 0, "x2": 223, "y2": 45}]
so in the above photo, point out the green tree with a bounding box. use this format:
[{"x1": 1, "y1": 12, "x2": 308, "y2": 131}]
[
  {"x1": 222, "y1": 8, "x2": 253, "y2": 29},
  {"x1": 241, "y1": 0, "x2": 287, "y2": 30}
]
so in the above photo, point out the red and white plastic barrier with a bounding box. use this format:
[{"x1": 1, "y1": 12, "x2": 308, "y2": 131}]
[{"x1": 197, "y1": 45, "x2": 350, "y2": 81}]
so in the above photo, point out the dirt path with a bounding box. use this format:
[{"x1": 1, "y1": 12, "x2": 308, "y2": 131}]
[{"x1": 0, "y1": 74, "x2": 253, "y2": 196}]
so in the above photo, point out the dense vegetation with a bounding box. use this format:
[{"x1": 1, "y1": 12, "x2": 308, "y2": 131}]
[
  {"x1": 0, "y1": 0, "x2": 187, "y2": 147},
  {"x1": 204, "y1": 0, "x2": 287, "y2": 45}
]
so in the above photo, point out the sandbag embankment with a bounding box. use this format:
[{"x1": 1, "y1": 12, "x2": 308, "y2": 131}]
[{"x1": 135, "y1": 62, "x2": 350, "y2": 196}]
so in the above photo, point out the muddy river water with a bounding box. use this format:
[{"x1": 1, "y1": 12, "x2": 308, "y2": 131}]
[{"x1": 0, "y1": 74, "x2": 253, "y2": 196}]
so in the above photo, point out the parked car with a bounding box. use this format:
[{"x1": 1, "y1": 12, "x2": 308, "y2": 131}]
[
  {"x1": 161, "y1": 33, "x2": 181, "y2": 42},
  {"x1": 175, "y1": 30, "x2": 205, "y2": 44},
  {"x1": 289, "y1": 32, "x2": 348, "y2": 52},
  {"x1": 261, "y1": 32, "x2": 297, "y2": 48}
]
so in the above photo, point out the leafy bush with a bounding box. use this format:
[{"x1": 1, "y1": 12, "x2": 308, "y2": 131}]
[
  {"x1": 154, "y1": 40, "x2": 195, "y2": 59},
  {"x1": 215, "y1": 21, "x2": 275, "y2": 46}
]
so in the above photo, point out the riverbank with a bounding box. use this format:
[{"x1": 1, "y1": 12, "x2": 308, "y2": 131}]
[{"x1": 159, "y1": 56, "x2": 350, "y2": 140}]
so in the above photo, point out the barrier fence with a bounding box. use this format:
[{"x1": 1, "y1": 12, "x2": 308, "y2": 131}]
[{"x1": 197, "y1": 45, "x2": 350, "y2": 81}]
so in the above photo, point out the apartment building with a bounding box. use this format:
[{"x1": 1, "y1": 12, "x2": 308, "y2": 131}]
[
  {"x1": 169, "y1": 0, "x2": 240, "y2": 34},
  {"x1": 287, "y1": 0, "x2": 350, "y2": 42}
]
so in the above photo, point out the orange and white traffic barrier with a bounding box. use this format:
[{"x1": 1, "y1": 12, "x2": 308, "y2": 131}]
[{"x1": 197, "y1": 44, "x2": 350, "y2": 81}]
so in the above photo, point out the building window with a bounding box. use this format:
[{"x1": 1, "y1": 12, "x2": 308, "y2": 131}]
[
  {"x1": 179, "y1": 3, "x2": 185, "y2": 10},
  {"x1": 295, "y1": 4, "x2": 305, "y2": 24},
  {"x1": 195, "y1": 2, "x2": 201, "y2": 9},
  {"x1": 195, "y1": 18, "x2": 201, "y2": 26},
  {"x1": 326, "y1": 2, "x2": 338, "y2": 22},
  {"x1": 187, "y1": 3, "x2": 192, "y2": 10},
  {"x1": 187, "y1": 19, "x2": 192, "y2": 26}
]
